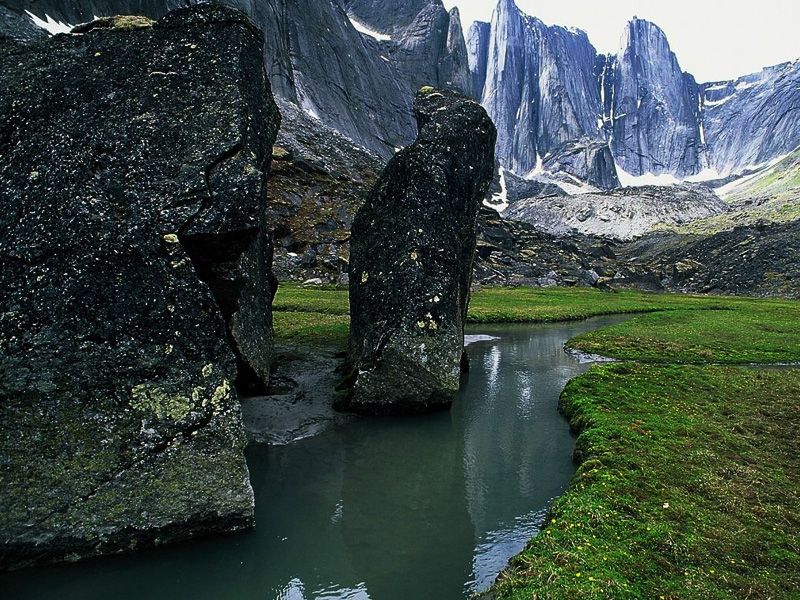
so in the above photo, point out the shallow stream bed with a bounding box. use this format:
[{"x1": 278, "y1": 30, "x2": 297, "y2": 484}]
[{"x1": 2, "y1": 316, "x2": 627, "y2": 599}]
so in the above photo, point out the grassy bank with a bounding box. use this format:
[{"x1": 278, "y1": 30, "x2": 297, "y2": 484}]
[
  {"x1": 467, "y1": 287, "x2": 732, "y2": 323},
  {"x1": 272, "y1": 285, "x2": 349, "y2": 349},
  {"x1": 492, "y1": 364, "x2": 800, "y2": 599},
  {"x1": 274, "y1": 285, "x2": 737, "y2": 324},
  {"x1": 272, "y1": 284, "x2": 800, "y2": 599},
  {"x1": 567, "y1": 302, "x2": 800, "y2": 364},
  {"x1": 478, "y1": 292, "x2": 800, "y2": 598},
  {"x1": 273, "y1": 285, "x2": 800, "y2": 363}
]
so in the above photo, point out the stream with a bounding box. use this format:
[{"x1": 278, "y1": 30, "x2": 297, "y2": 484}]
[{"x1": 2, "y1": 316, "x2": 627, "y2": 600}]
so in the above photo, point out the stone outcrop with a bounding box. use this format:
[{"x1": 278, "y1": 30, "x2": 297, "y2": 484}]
[
  {"x1": 474, "y1": 205, "x2": 616, "y2": 288},
  {"x1": 475, "y1": 207, "x2": 800, "y2": 298},
  {"x1": 0, "y1": 5, "x2": 280, "y2": 569},
  {"x1": 542, "y1": 139, "x2": 620, "y2": 190},
  {"x1": 341, "y1": 88, "x2": 496, "y2": 415},
  {"x1": 267, "y1": 100, "x2": 383, "y2": 284},
  {"x1": 627, "y1": 221, "x2": 800, "y2": 296}
]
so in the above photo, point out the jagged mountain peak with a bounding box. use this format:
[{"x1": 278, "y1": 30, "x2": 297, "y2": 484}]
[
  {"x1": 625, "y1": 16, "x2": 667, "y2": 35},
  {"x1": 494, "y1": 0, "x2": 519, "y2": 14},
  {"x1": 471, "y1": 4, "x2": 800, "y2": 184},
  {"x1": 611, "y1": 14, "x2": 702, "y2": 178},
  {"x1": 618, "y1": 17, "x2": 682, "y2": 71},
  {"x1": 445, "y1": 6, "x2": 465, "y2": 51},
  {"x1": 471, "y1": 0, "x2": 618, "y2": 186},
  {"x1": 468, "y1": 1, "x2": 800, "y2": 184}
]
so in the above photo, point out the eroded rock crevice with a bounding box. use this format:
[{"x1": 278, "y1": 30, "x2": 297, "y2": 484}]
[{"x1": 180, "y1": 227, "x2": 274, "y2": 396}]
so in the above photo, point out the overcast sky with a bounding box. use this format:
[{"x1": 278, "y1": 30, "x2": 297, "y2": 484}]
[{"x1": 442, "y1": 0, "x2": 800, "y2": 82}]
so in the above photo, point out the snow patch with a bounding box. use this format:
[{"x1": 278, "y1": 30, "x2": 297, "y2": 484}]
[
  {"x1": 25, "y1": 11, "x2": 72, "y2": 35},
  {"x1": 464, "y1": 335, "x2": 500, "y2": 347},
  {"x1": 348, "y1": 16, "x2": 392, "y2": 42},
  {"x1": 531, "y1": 154, "x2": 544, "y2": 176},
  {"x1": 552, "y1": 179, "x2": 597, "y2": 195},
  {"x1": 616, "y1": 165, "x2": 680, "y2": 187},
  {"x1": 486, "y1": 166, "x2": 509, "y2": 212},
  {"x1": 715, "y1": 170, "x2": 765, "y2": 198},
  {"x1": 715, "y1": 148, "x2": 798, "y2": 197},
  {"x1": 298, "y1": 97, "x2": 321, "y2": 121},
  {"x1": 704, "y1": 95, "x2": 733, "y2": 108},
  {"x1": 684, "y1": 168, "x2": 723, "y2": 183}
]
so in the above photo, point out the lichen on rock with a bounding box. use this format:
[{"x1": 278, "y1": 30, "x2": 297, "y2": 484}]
[
  {"x1": 71, "y1": 15, "x2": 155, "y2": 33},
  {"x1": 340, "y1": 88, "x2": 496, "y2": 415},
  {"x1": 0, "y1": 4, "x2": 280, "y2": 570}
]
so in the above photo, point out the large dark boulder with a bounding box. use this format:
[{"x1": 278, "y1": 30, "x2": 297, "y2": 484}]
[
  {"x1": 341, "y1": 88, "x2": 496, "y2": 415},
  {"x1": 0, "y1": 5, "x2": 280, "y2": 569}
]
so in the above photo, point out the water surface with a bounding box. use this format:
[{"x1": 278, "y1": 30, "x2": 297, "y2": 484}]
[{"x1": 3, "y1": 316, "x2": 625, "y2": 599}]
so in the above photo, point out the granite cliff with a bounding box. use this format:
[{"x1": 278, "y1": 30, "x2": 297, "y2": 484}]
[{"x1": 468, "y1": 0, "x2": 800, "y2": 182}]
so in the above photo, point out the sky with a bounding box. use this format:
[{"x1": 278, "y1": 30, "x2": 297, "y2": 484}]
[{"x1": 442, "y1": 0, "x2": 800, "y2": 83}]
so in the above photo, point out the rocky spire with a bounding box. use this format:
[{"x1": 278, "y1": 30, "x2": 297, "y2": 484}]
[
  {"x1": 610, "y1": 18, "x2": 704, "y2": 177},
  {"x1": 342, "y1": 88, "x2": 496, "y2": 415}
]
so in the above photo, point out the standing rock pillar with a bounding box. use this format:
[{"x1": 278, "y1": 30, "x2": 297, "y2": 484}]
[{"x1": 341, "y1": 87, "x2": 496, "y2": 415}]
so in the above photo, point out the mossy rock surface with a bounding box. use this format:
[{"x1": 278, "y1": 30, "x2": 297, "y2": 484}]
[{"x1": 0, "y1": 5, "x2": 281, "y2": 570}]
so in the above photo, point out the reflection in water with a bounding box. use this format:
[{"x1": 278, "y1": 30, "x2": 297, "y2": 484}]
[
  {"x1": 1, "y1": 317, "x2": 626, "y2": 600},
  {"x1": 454, "y1": 320, "x2": 619, "y2": 592},
  {"x1": 470, "y1": 507, "x2": 548, "y2": 591}
]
